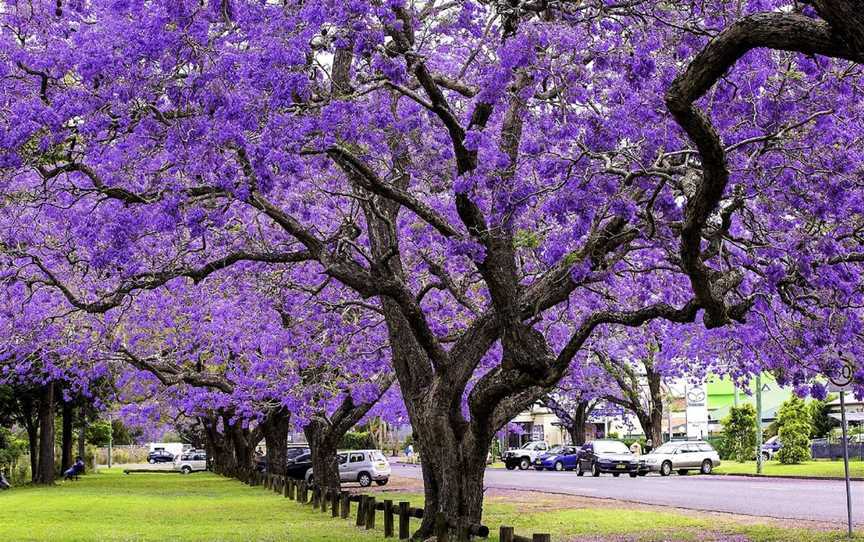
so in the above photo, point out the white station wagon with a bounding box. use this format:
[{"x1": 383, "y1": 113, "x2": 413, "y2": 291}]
[{"x1": 640, "y1": 441, "x2": 721, "y2": 476}]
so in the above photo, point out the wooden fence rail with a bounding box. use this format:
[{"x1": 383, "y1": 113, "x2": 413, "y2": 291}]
[{"x1": 237, "y1": 473, "x2": 550, "y2": 541}]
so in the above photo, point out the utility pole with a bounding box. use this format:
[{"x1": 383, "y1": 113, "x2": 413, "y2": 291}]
[{"x1": 755, "y1": 374, "x2": 763, "y2": 474}]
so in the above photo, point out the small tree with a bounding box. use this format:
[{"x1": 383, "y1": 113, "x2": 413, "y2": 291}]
[
  {"x1": 776, "y1": 397, "x2": 812, "y2": 464},
  {"x1": 807, "y1": 397, "x2": 838, "y2": 439},
  {"x1": 722, "y1": 404, "x2": 758, "y2": 462}
]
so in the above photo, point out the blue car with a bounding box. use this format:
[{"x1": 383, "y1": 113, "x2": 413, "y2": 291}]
[
  {"x1": 761, "y1": 436, "x2": 782, "y2": 460},
  {"x1": 533, "y1": 445, "x2": 580, "y2": 471}
]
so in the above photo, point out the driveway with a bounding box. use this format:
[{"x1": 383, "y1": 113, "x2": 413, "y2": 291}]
[{"x1": 391, "y1": 464, "x2": 863, "y2": 525}]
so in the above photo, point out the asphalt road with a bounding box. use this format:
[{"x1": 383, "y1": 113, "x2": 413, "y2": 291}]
[{"x1": 391, "y1": 464, "x2": 864, "y2": 525}]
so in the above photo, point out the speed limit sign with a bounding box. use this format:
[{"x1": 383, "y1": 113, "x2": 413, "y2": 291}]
[{"x1": 828, "y1": 358, "x2": 856, "y2": 392}]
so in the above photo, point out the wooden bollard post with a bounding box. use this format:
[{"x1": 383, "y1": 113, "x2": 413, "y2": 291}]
[
  {"x1": 435, "y1": 513, "x2": 449, "y2": 542},
  {"x1": 320, "y1": 489, "x2": 329, "y2": 513},
  {"x1": 398, "y1": 502, "x2": 410, "y2": 540},
  {"x1": 340, "y1": 492, "x2": 351, "y2": 519},
  {"x1": 532, "y1": 535, "x2": 551, "y2": 542},
  {"x1": 299, "y1": 481, "x2": 307, "y2": 503},
  {"x1": 365, "y1": 496, "x2": 377, "y2": 530},
  {"x1": 383, "y1": 500, "x2": 394, "y2": 537},
  {"x1": 311, "y1": 487, "x2": 320, "y2": 508},
  {"x1": 331, "y1": 490, "x2": 340, "y2": 518},
  {"x1": 500, "y1": 526, "x2": 514, "y2": 542},
  {"x1": 356, "y1": 496, "x2": 367, "y2": 528}
]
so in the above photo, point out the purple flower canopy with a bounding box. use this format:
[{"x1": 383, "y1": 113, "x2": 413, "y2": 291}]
[{"x1": 1, "y1": 0, "x2": 863, "y2": 448}]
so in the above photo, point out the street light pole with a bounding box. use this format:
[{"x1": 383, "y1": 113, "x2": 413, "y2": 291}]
[{"x1": 755, "y1": 374, "x2": 763, "y2": 474}]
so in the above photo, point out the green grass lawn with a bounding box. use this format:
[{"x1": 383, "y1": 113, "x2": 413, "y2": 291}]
[
  {"x1": 715, "y1": 458, "x2": 864, "y2": 478},
  {"x1": 0, "y1": 468, "x2": 861, "y2": 541}
]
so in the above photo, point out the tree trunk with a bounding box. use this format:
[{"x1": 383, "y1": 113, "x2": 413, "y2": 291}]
[
  {"x1": 26, "y1": 422, "x2": 39, "y2": 483},
  {"x1": 226, "y1": 418, "x2": 253, "y2": 476},
  {"x1": 34, "y1": 382, "x2": 55, "y2": 485},
  {"x1": 568, "y1": 423, "x2": 587, "y2": 447},
  {"x1": 61, "y1": 401, "x2": 74, "y2": 473},
  {"x1": 412, "y1": 415, "x2": 489, "y2": 540},
  {"x1": 261, "y1": 410, "x2": 291, "y2": 476},
  {"x1": 77, "y1": 405, "x2": 86, "y2": 466},
  {"x1": 303, "y1": 420, "x2": 340, "y2": 493},
  {"x1": 645, "y1": 365, "x2": 664, "y2": 448},
  {"x1": 202, "y1": 417, "x2": 237, "y2": 476}
]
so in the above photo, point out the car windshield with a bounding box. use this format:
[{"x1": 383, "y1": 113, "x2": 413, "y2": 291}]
[
  {"x1": 523, "y1": 442, "x2": 542, "y2": 449},
  {"x1": 547, "y1": 446, "x2": 566, "y2": 454},
  {"x1": 593, "y1": 441, "x2": 630, "y2": 454},
  {"x1": 370, "y1": 451, "x2": 386, "y2": 461}
]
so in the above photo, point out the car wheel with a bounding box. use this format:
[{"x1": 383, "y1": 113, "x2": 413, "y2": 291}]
[
  {"x1": 148, "y1": 459, "x2": 156, "y2": 464},
  {"x1": 677, "y1": 469, "x2": 688, "y2": 476},
  {"x1": 629, "y1": 472, "x2": 638, "y2": 478},
  {"x1": 358, "y1": 472, "x2": 372, "y2": 488},
  {"x1": 554, "y1": 461, "x2": 564, "y2": 472},
  {"x1": 612, "y1": 473, "x2": 620, "y2": 478},
  {"x1": 576, "y1": 462, "x2": 584, "y2": 477},
  {"x1": 591, "y1": 463, "x2": 601, "y2": 477},
  {"x1": 375, "y1": 479, "x2": 388, "y2": 486},
  {"x1": 660, "y1": 461, "x2": 672, "y2": 477},
  {"x1": 506, "y1": 464, "x2": 516, "y2": 471},
  {"x1": 700, "y1": 459, "x2": 713, "y2": 475},
  {"x1": 181, "y1": 466, "x2": 191, "y2": 475},
  {"x1": 518, "y1": 458, "x2": 530, "y2": 470},
  {"x1": 762, "y1": 451, "x2": 771, "y2": 462}
]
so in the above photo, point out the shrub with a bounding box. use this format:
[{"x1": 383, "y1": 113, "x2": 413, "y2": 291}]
[
  {"x1": 340, "y1": 431, "x2": 375, "y2": 450},
  {"x1": 721, "y1": 404, "x2": 758, "y2": 462},
  {"x1": 776, "y1": 397, "x2": 812, "y2": 464}
]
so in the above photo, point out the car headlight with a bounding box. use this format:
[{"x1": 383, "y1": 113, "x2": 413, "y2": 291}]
[{"x1": 646, "y1": 459, "x2": 658, "y2": 464}]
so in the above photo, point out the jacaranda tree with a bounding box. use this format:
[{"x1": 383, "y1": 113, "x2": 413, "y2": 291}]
[{"x1": 3, "y1": 1, "x2": 864, "y2": 536}]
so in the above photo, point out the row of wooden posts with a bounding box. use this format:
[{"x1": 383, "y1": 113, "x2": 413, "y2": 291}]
[{"x1": 240, "y1": 469, "x2": 551, "y2": 542}]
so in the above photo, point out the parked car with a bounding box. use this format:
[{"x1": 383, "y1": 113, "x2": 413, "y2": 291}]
[
  {"x1": 174, "y1": 451, "x2": 207, "y2": 474},
  {"x1": 640, "y1": 440, "x2": 721, "y2": 476},
  {"x1": 761, "y1": 436, "x2": 782, "y2": 460},
  {"x1": 286, "y1": 447, "x2": 310, "y2": 462},
  {"x1": 337, "y1": 450, "x2": 391, "y2": 487},
  {"x1": 503, "y1": 441, "x2": 549, "y2": 470},
  {"x1": 285, "y1": 452, "x2": 314, "y2": 481},
  {"x1": 534, "y1": 445, "x2": 580, "y2": 471},
  {"x1": 576, "y1": 440, "x2": 641, "y2": 477},
  {"x1": 147, "y1": 449, "x2": 176, "y2": 464}
]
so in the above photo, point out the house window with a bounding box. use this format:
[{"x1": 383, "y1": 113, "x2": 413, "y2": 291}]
[{"x1": 531, "y1": 425, "x2": 544, "y2": 442}]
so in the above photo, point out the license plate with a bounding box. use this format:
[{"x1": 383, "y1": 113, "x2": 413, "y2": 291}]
[
  {"x1": 376, "y1": 463, "x2": 387, "y2": 468},
  {"x1": 616, "y1": 464, "x2": 626, "y2": 469}
]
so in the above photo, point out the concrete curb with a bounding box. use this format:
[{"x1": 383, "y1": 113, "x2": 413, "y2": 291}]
[{"x1": 713, "y1": 472, "x2": 864, "y2": 482}]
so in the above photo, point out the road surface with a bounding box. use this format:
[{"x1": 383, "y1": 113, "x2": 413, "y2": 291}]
[{"x1": 391, "y1": 464, "x2": 863, "y2": 525}]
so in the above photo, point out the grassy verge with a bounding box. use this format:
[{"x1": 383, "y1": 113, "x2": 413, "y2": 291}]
[
  {"x1": 715, "y1": 459, "x2": 864, "y2": 478},
  {"x1": 0, "y1": 469, "x2": 861, "y2": 541}
]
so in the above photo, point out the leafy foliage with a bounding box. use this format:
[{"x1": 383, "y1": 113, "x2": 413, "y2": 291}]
[
  {"x1": 722, "y1": 404, "x2": 758, "y2": 462},
  {"x1": 776, "y1": 397, "x2": 813, "y2": 465}
]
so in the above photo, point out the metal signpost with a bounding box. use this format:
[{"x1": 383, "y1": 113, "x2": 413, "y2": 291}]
[
  {"x1": 755, "y1": 374, "x2": 763, "y2": 475},
  {"x1": 828, "y1": 358, "x2": 856, "y2": 538}
]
